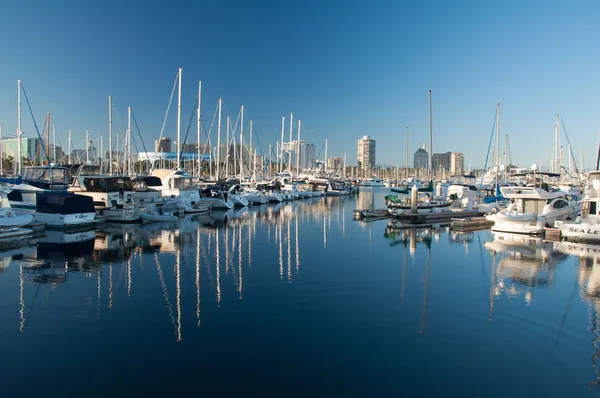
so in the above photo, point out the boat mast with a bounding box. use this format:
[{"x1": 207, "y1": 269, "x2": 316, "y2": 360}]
[
  {"x1": 554, "y1": 114, "x2": 559, "y2": 174},
  {"x1": 100, "y1": 136, "x2": 103, "y2": 171},
  {"x1": 406, "y1": 125, "x2": 409, "y2": 170},
  {"x1": 176, "y1": 68, "x2": 182, "y2": 170},
  {"x1": 17, "y1": 80, "x2": 21, "y2": 175},
  {"x1": 68, "y1": 129, "x2": 71, "y2": 165},
  {"x1": 296, "y1": 119, "x2": 301, "y2": 176},
  {"x1": 108, "y1": 96, "x2": 113, "y2": 174},
  {"x1": 428, "y1": 89, "x2": 432, "y2": 175},
  {"x1": 46, "y1": 112, "x2": 50, "y2": 165},
  {"x1": 217, "y1": 98, "x2": 222, "y2": 180},
  {"x1": 496, "y1": 102, "x2": 500, "y2": 192},
  {"x1": 279, "y1": 117, "x2": 285, "y2": 173},
  {"x1": 86, "y1": 129, "x2": 89, "y2": 163},
  {"x1": 127, "y1": 107, "x2": 131, "y2": 174},
  {"x1": 344, "y1": 152, "x2": 347, "y2": 179},
  {"x1": 240, "y1": 105, "x2": 244, "y2": 182},
  {"x1": 197, "y1": 81, "x2": 202, "y2": 177},
  {"x1": 251, "y1": 120, "x2": 255, "y2": 179},
  {"x1": 226, "y1": 116, "x2": 230, "y2": 177},
  {"x1": 249, "y1": 116, "x2": 253, "y2": 179},
  {"x1": 324, "y1": 139, "x2": 328, "y2": 173},
  {"x1": 52, "y1": 124, "x2": 56, "y2": 163}
]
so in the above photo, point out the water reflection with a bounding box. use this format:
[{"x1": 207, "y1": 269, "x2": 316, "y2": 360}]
[
  {"x1": 485, "y1": 232, "x2": 565, "y2": 306},
  {"x1": 0, "y1": 198, "x2": 351, "y2": 340}
]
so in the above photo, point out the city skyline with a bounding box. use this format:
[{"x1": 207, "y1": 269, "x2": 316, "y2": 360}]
[{"x1": 1, "y1": 1, "x2": 599, "y2": 171}]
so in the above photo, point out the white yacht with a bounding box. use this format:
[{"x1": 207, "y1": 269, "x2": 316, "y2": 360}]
[
  {"x1": 359, "y1": 178, "x2": 385, "y2": 187},
  {"x1": 131, "y1": 176, "x2": 180, "y2": 223},
  {"x1": 555, "y1": 171, "x2": 599, "y2": 242},
  {"x1": 7, "y1": 165, "x2": 96, "y2": 228},
  {"x1": 152, "y1": 169, "x2": 216, "y2": 212},
  {"x1": 70, "y1": 174, "x2": 141, "y2": 223},
  {"x1": 487, "y1": 185, "x2": 578, "y2": 234},
  {"x1": 227, "y1": 185, "x2": 249, "y2": 207}
]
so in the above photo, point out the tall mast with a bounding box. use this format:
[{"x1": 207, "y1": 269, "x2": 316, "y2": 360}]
[
  {"x1": 127, "y1": 107, "x2": 131, "y2": 174},
  {"x1": 289, "y1": 112, "x2": 293, "y2": 145},
  {"x1": 46, "y1": 112, "x2": 50, "y2": 165},
  {"x1": 249, "y1": 115, "x2": 253, "y2": 177},
  {"x1": 251, "y1": 120, "x2": 255, "y2": 179},
  {"x1": 406, "y1": 125, "x2": 409, "y2": 169},
  {"x1": 280, "y1": 116, "x2": 285, "y2": 173},
  {"x1": 17, "y1": 80, "x2": 21, "y2": 175},
  {"x1": 217, "y1": 98, "x2": 222, "y2": 180},
  {"x1": 86, "y1": 129, "x2": 89, "y2": 163},
  {"x1": 226, "y1": 116, "x2": 230, "y2": 177},
  {"x1": 554, "y1": 114, "x2": 559, "y2": 174},
  {"x1": 176, "y1": 68, "x2": 182, "y2": 169},
  {"x1": 344, "y1": 152, "x2": 347, "y2": 178},
  {"x1": 240, "y1": 105, "x2": 244, "y2": 182},
  {"x1": 100, "y1": 136, "x2": 103, "y2": 172},
  {"x1": 324, "y1": 139, "x2": 328, "y2": 173},
  {"x1": 428, "y1": 89, "x2": 432, "y2": 173},
  {"x1": 52, "y1": 124, "x2": 56, "y2": 163},
  {"x1": 296, "y1": 120, "x2": 301, "y2": 176},
  {"x1": 197, "y1": 81, "x2": 202, "y2": 177},
  {"x1": 495, "y1": 102, "x2": 500, "y2": 191},
  {"x1": 108, "y1": 95, "x2": 112, "y2": 174},
  {"x1": 68, "y1": 129, "x2": 71, "y2": 165}
]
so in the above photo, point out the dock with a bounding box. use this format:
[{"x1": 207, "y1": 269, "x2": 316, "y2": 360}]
[
  {"x1": 393, "y1": 210, "x2": 486, "y2": 225},
  {"x1": 450, "y1": 216, "x2": 494, "y2": 231}
]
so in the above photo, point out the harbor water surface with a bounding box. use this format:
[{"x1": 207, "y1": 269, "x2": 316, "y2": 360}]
[{"x1": 0, "y1": 188, "x2": 599, "y2": 396}]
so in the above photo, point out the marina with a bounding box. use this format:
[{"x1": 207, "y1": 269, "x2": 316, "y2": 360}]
[{"x1": 0, "y1": 188, "x2": 598, "y2": 395}]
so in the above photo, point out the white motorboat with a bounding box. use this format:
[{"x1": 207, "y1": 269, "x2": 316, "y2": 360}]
[
  {"x1": 0, "y1": 208, "x2": 34, "y2": 238},
  {"x1": 152, "y1": 169, "x2": 214, "y2": 212},
  {"x1": 359, "y1": 178, "x2": 385, "y2": 187},
  {"x1": 7, "y1": 166, "x2": 96, "y2": 228},
  {"x1": 70, "y1": 172, "x2": 141, "y2": 223},
  {"x1": 384, "y1": 192, "x2": 452, "y2": 216},
  {"x1": 487, "y1": 185, "x2": 578, "y2": 234},
  {"x1": 198, "y1": 185, "x2": 234, "y2": 209},
  {"x1": 227, "y1": 185, "x2": 249, "y2": 207},
  {"x1": 555, "y1": 171, "x2": 599, "y2": 242}
]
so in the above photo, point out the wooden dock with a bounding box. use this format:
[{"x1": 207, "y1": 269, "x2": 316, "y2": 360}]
[
  {"x1": 544, "y1": 227, "x2": 562, "y2": 241},
  {"x1": 393, "y1": 210, "x2": 486, "y2": 225}
]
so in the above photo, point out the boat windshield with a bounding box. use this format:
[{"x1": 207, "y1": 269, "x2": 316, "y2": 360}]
[
  {"x1": 83, "y1": 177, "x2": 134, "y2": 192},
  {"x1": 23, "y1": 167, "x2": 67, "y2": 183},
  {"x1": 173, "y1": 177, "x2": 193, "y2": 189}
]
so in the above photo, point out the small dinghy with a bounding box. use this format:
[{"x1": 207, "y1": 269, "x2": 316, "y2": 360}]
[
  {"x1": 0, "y1": 209, "x2": 34, "y2": 239},
  {"x1": 140, "y1": 211, "x2": 179, "y2": 223}
]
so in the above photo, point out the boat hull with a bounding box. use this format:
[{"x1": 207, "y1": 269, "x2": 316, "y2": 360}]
[{"x1": 556, "y1": 221, "x2": 600, "y2": 242}]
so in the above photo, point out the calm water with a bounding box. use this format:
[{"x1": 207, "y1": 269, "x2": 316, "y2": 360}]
[{"x1": 1, "y1": 188, "x2": 600, "y2": 396}]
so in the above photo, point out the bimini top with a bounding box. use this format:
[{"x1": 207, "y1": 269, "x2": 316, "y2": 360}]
[{"x1": 500, "y1": 186, "x2": 565, "y2": 200}]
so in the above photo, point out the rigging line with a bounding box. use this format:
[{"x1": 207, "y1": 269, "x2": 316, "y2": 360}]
[
  {"x1": 199, "y1": 101, "x2": 219, "y2": 159},
  {"x1": 156, "y1": 71, "x2": 179, "y2": 151},
  {"x1": 131, "y1": 110, "x2": 151, "y2": 162},
  {"x1": 479, "y1": 109, "x2": 498, "y2": 190},
  {"x1": 20, "y1": 83, "x2": 50, "y2": 164},
  {"x1": 560, "y1": 117, "x2": 582, "y2": 179}
]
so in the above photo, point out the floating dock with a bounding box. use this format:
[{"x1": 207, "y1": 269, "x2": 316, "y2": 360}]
[
  {"x1": 544, "y1": 227, "x2": 562, "y2": 241},
  {"x1": 450, "y1": 216, "x2": 494, "y2": 231},
  {"x1": 394, "y1": 210, "x2": 486, "y2": 225}
]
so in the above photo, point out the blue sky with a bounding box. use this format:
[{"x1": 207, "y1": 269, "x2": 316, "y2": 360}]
[{"x1": 1, "y1": 0, "x2": 599, "y2": 170}]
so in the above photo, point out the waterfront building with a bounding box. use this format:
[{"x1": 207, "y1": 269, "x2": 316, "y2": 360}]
[
  {"x1": 357, "y1": 136, "x2": 375, "y2": 171},
  {"x1": 450, "y1": 152, "x2": 465, "y2": 175},
  {"x1": 155, "y1": 137, "x2": 172, "y2": 152},
  {"x1": 413, "y1": 144, "x2": 429, "y2": 169},
  {"x1": 432, "y1": 152, "x2": 451, "y2": 172},
  {"x1": 282, "y1": 140, "x2": 316, "y2": 170},
  {"x1": 1, "y1": 137, "x2": 45, "y2": 164},
  {"x1": 327, "y1": 156, "x2": 343, "y2": 171}
]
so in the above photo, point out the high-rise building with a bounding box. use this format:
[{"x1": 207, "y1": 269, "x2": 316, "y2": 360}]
[
  {"x1": 450, "y1": 152, "x2": 465, "y2": 175},
  {"x1": 327, "y1": 156, "x2": 343, "y2": 171},
  {"x1": 1, "y1": 137, "x2": 44, "y2": 163},
  {"x1": 432, "y1": 152, "x2": 451, "y2": 172},
  {"x1": 413, "y1": 144, "x2": 429, "y2": 169},
  {"x1": 282, "y1": 140, "x2": 316, "y2": 170},
  {"x1": 357, "y1": 136, "x2": 375, "y2": 170},
  {"x1": 155, "y1": 137, "x2": 172, "y2": 152}
]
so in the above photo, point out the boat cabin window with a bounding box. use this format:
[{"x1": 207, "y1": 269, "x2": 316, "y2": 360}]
[
  {"x1": 83, "y1": 177, "x2": 134, "y2": 192},
  {"x1": 552, "y1": 200, "x2": 568, "y2": 209},
  {"x1": 591, "y1": 201, "x2": 597, "y2": 215},
  {"x1": 172, "y1": 178, "x2": 193, "y2": 190}
]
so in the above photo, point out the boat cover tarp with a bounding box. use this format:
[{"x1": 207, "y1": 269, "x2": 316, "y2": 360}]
[{"x1": 7, "y1": 190, "x2": 95, "y2": 214}]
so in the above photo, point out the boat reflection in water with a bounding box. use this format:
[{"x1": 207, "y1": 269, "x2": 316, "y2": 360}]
[
  {"x1": 0, "y1": 195, "x2": 349, "y2": 339},
  {"x1": 484, "y1": 231, "x2": 565, "y2": 306}
]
